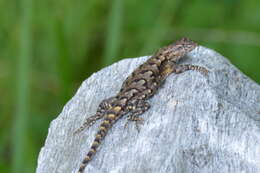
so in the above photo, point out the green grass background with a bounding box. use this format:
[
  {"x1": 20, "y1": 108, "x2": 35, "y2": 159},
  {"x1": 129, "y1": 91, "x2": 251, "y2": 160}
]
[{"x1": 0, "y1": 0, "x2": 260, "y2": 172}]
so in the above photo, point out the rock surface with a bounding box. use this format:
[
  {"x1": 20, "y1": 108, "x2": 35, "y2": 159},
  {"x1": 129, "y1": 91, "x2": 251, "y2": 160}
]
[{"x1": 36, "y1": 46, "x2": 260, "y2": 173}]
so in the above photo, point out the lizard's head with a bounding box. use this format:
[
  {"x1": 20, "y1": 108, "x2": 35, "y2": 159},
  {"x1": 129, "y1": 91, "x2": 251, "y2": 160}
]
[{"x1": 159, "y1": 37, "x2": 198, "y2": 63}]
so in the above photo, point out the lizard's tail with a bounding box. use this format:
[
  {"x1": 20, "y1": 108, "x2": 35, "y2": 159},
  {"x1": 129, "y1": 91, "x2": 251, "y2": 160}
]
[{"x1": 77, "y1": 112, "x2": 118, "y2": 173}]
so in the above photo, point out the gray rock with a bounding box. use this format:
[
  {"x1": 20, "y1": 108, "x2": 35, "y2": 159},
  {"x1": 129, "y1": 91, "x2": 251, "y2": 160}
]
[{"x1": 36, "y1": 46, "x2": 260, "y2": 173}]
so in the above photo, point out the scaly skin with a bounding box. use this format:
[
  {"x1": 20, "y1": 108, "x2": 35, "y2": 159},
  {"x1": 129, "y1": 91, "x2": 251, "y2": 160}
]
[{"x1": 75, "y1": 37, "x2": 208, "y2": 173}]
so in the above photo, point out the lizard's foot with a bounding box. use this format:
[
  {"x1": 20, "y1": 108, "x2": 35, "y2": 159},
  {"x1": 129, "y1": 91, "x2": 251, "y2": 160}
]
[{"x1": 124, "y1": 115, "x2": 144, "y2": 132}]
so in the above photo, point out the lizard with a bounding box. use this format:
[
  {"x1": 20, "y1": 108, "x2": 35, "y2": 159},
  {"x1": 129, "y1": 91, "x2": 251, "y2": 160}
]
[{"x1": 74, "y1": 37, "x2": 208, "y2": 173}]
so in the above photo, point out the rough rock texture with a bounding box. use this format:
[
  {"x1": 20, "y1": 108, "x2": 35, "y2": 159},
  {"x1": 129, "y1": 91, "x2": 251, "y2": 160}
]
[{"x1": 36, "y1": 46, "x2": 260, "y2": 173}]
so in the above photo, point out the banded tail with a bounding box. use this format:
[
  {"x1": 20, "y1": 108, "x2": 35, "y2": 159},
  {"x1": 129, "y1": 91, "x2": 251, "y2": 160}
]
[{"x1": 77, "y1": 112, "x2": 119, "y2": 173}]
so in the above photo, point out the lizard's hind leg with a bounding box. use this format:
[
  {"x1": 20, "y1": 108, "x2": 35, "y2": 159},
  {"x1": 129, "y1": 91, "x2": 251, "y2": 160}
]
[
  {"x1": 124, "y1": 100, "x2": 150, "y2": 132},
  {"x1": 74, "y1": 97, "x2": 116, "y2": 134},
  {"x1": 74, "y1": 113, "x2": 104, "y2": 134}
]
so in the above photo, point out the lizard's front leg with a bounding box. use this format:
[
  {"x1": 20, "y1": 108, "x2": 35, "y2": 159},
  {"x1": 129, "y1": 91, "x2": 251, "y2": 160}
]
[
  {"x1": 161, "y1": 61, "x2": 208, "y2": 81},
  {"x1": 174, "y1": 64, "x2": 208, "y2": 75}
]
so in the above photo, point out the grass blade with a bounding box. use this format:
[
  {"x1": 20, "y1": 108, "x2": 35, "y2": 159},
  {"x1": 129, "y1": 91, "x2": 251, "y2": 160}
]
[
  {"x1": 12, "y1": 0, "x2": 32, "y2": 172},
  {"x1": 103, "y1": 0, "x2": 124, "y2": 66}
]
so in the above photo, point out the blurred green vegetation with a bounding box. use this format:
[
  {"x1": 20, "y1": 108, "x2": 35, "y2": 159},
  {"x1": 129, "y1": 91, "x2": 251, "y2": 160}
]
[{"x1": 0, "y1": 0, "x2": 260, "y2": 172}]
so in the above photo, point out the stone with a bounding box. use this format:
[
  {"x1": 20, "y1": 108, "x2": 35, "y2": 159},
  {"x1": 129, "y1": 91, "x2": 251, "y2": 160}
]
[{"x1": 36, "y1": 46, "x2": 260, "y2": 173}]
